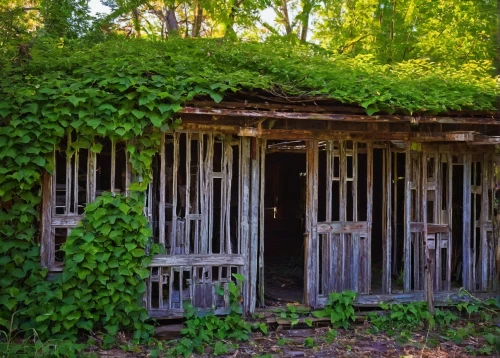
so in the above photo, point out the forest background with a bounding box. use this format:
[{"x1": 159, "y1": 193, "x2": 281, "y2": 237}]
[{"x1": 1, "y1": 0, "x2": 498, "y2": 68}]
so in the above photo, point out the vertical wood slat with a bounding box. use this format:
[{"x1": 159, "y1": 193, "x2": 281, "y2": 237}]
[
  {"x1": 325, "y1": 141, "x2": 333, "y2": 293},
  {"x1": 40, "y1": 172, "x2": 53, "y2": 268},
  {"x1": 125, "y1": 141, "x2": 130, "y2": 197},
  {"x1": 305, "y1": 140, "x2": 319, "y2": 307},
  {"x1": 383, "y1": 145, "x2": 392, "y2": 294},
  {"x1": 463, "y1": 152, "x2": 472, "y2": 290},
  {"x1": 366, "y1": 142, "x2": 373, "y2": 294},
  {"x1": 446, "y1": 153, "x2": 453, "y2": 291},
  {"x1": 65, "y1": 133, "x2": 72, "y2": 214},
  {"x1": 422, "y1": 151, "x2": 434, "y2": 312},
  {"x1": 240, "y1": 137, "x2": 251, "y2": 313},
  {"x1": 185, "y1": 133, "x2": 191, "y2": 254},
  {"x1": 224, "y1": 142, "x2": 233, "y2": 254},
  {"x1": 52, "y1": 148, "x2": 57, "y2": 217},
  {"x1": 258, "y1": 139, "x2": 266, "y2": 306},
  {"x1": 88, "y1": 146, "x2": 96, "y2": 203},
  {"x1": 159, "y1": 133, "x2": 166, "y2": 247},
  {"x1": 351, "y1": 143, "x2": 359, "y2": 292},
  {"x1": 249, "y1": 138, "x2": 260, "y2": 313},
  {"x1": 392, "y1": 151, "x2": 398, "y2": 276},
  {"x1": 481, "y1": 153, "x2": 490, "y2": 290},
  {"x1": 171, "y1": 133, "x2": 180, "y2": 253},
  {"x1": 404, "y1": 144, "x2": 412, "y2": 292},
  {"x1": 340, "y1": 141, "x2": 347, "y2": 290},
  {"x1": 110, "y1": 139, "x2": 116, "y2": 193},
  {"x1": 207, "y1": 134, "x2": 214, "y2": 255},
  {"x1": 73, "y1": 148, "x2": 79, "y2": 213}
]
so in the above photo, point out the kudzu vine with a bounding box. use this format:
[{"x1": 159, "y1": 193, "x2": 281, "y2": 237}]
[{"x1": 0, "y1": 35, "x2": 497, "y2": 340}]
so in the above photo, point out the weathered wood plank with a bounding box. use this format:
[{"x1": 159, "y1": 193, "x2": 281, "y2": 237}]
[
  {"x1": 159, "y1": 133, "x2": 166, "y2": 247},
  {"x1": 366, "y1": 142, "x2": 373, "y2": 294},
  {"x1": 305, "y1": 140, "x2": 319, "y2": 307},
  {"x1": 110, "y1": 139, "x2": 116, "y2": 193},
  {"x1": 40, "y1": 172, "x2": 53, "y2": 268},
  {"x1": 404, "y1": 144, "x2": 412, "y2": 292},
  {"x1": 180, "y1": 107, "x2": 500, "y2": 125},
  {"x1": 240, "y1": 137, "x2": 251, "y2": 313},
  {"x1": 383, "y1": 146, "x2": 392, "y2": 294},
  {"x1": 463, "y1": 153, "x2": 472, "y2": 290},
  {"x1": 258, "y1": 139, "x2": 266, "y2": 307},
  {"x1": 410, "y1": 223, "x2": 449, "y2": 233},
  {"x1": 51, "y1": 216, "x2": 83, "y2": 227},
  {"x1": 317, "y1": 221, "x2": 368, "y2": 234},
  {"x1": 249, "y1": 138, "x2": 260, "y2": 313},
  {"x1": 171, "y1": 133, "x2": 180, "y2": 253}
]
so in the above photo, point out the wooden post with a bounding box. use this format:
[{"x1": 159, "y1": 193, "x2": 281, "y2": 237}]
[
  {"x1": 422, "y1": 151, "x2": 434, "y2": 314},
  {"x1": 305, "y1": 140, "x2": 319, "y2": 307},
  {"x1": 383, "y1": 145, "x2": 392, "y2": 294},
  {"x1": 258, "y1": 139, "x2": 266, "y2": 307},
  {"x1": 240, "y1": 137, "x2": 251, "y2": 313},
  {"x1": 366, "y1": 142, "x2": 373, "y2": 294},
  {"x1": 249, "y1": 138, "x2": 260, "y2": 313},
  {"x1": 159, "y1": 133, "x2": 166, "y2": 247},
  {"x1": 40, "y1": 172, "x2": 53, "y2": 268},
  {"x1": 463, "y1": 152, "x2": 472, "y2": 290},
  {"x1": 404, "y1": 143, "x2": 412, "y2": 292}
]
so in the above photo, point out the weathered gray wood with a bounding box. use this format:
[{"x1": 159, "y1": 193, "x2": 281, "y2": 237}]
[
  {"x1": 65, "y1": 133, "x2": 72, "y2": 214},
  {"x1": 171, "y1": 133, "x2": 180, "y2": 253},
  {"x1": 422, "y1": 152, "x2": 435, "y2": 312},
  {"x1": 111, "y1": 139, "x2": 116, "y2": 193},
  {"x1": 404, "y1": 143, "x2": 412, "y2": 292},
  {"x1": 481, "y1": 153, "x2": 490, "y2": 290},
  {"x1": 40, "y1": 172, "x2": 53, "y2": 268},
  {"x1": 463, "y1": 152, "x2": 472, "y2": 290},
  {"x1": 392, "y1": 152, "x2": 398, "y2": 276},
  {"x1": 185, "y1": 133, "x2": 192, "y2": 254},
  {"x1": 181, "y1": 106, "x2": 500, "y2": 126},
  {"x1": 159, "y1": 133, "x2": 166, "y2": 246},
  {"x1": 317, "y1": 221, "x2": 368, "y2": 234},
  {"x1": 351, "y1": 291, "x2": 496, "y2": 307},
  {"x1": 325, "y1": 141, "x2": 333, "y2": 294},
  {"x1": 258, "y1": 139, "x2": 266, "y2": 306},
  {"x1": 410, "y1": 223, "x2": 449, "y2": 233},
  {"x1": 240, "y1": 137, "x2": 251, "y2": 313},
  {"x1": 305, "y1": 140, "x2": 319, "y2": 307},
  {"x1": 383, "y1": 146, "x2": 392, "y2": 294},
  {"x1": 249, "y1": 138, "x2": 260, "y2": 313},
  {"x1": 51, "y1": 216, "x2": 83, "y2": 227},
  {"x1": 366, "y1": 142, "x2": 373, "y2": 294},
  {"x1": 73, "y1": 148, "x2": 79, "y2": 213},
  {"x1": 149, "y1": 254, "x2": 245, "y2": 267},
  {"x1": 446, "y1": 153, "x2": 453, "y2": 291}
]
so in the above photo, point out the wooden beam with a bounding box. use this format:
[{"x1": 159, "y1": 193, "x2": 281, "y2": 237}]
[
  {"x1": 317, "y1": 221, "x2": 368, "y2": 235},
  {"x1": 404, "y1": 144, "x2": 412, "y2": 292},
  {"x1": 463, "y1": 153, "x2": 473, "y2": 290},
  {"x1": 149, "y1": 254, "x2": 245, "y2": 267},
  {"x1": 181, "y1": 107, "x2": 500, "y2": 125}
]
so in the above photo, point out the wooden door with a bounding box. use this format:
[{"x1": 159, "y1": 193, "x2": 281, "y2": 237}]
[{"x1": 305, "y1": 140, "x2": 373, "y2": 307}]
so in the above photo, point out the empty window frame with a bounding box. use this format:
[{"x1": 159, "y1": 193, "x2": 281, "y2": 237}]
[{"x1": 41, "y1": 133, "x2": 129, "y2": 270}]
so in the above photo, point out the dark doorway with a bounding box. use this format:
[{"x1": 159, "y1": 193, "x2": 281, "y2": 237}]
[{"x1": 263, "y1": 142, "x2": 307, "y2": 304}]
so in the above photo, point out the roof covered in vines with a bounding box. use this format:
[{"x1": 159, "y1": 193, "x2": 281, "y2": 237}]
[{"x1": 0, "y1": 37, "x2": 498, "y2": 131}]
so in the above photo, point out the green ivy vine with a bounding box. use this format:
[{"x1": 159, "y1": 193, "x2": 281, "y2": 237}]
[{"x1": 0, "y1": 35, "x2": 497, "y2": 341}]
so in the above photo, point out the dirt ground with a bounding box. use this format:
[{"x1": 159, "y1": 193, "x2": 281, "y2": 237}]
[{"x1": 92, "y1": 322, "x2": 495, "y2": 358}]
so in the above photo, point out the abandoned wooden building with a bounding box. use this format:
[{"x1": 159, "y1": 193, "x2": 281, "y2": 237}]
[{"x1": 38, "y1": 92, "x2": 500, "y2": 318}]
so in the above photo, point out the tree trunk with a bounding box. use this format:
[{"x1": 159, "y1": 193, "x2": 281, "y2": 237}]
[
  {"x1": 192, "y1": 1, "x2": 203, "y2": 37},
  {"x1": 280, "y1": 0, "x2": 292, "y2": 35},
  {"x1": 132, "y1": 8, "x2": 141, "y2": 37},
  {"x1": 166, "y1": 7, "x2": 179, "y2": 37}
]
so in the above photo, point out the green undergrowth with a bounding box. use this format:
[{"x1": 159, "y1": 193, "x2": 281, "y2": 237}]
[
  {"x1": 367, "y1": 292, "x2": 500, "y2": 354},
  {"x1": 156, "y1": 274, "x2": 267, "y2": 358}
]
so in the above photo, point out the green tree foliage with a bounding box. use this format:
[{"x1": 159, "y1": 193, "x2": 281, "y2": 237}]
[{"x1": 314, "y1": 0, "x2": 497, "y2": 65}]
